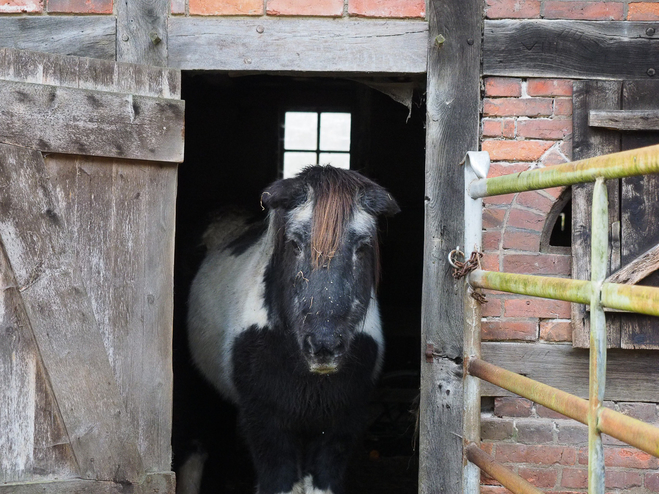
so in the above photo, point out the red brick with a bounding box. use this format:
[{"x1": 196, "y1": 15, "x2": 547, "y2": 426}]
[
  {"x1": 537, "y1": 405, "x2": 570, "y2": 419},
  {"x1": 190, "y1": 0, "x2": 262, "y2": 14},
  {"x1": 483, "y1": 119, "x2": 504, "y2": 137},
  {"x1": 495, "y1": 444, "x2": 577, "y2": 465},
  {"x1": 544, "y1": 1, "x2": 624, "y2": 20},
  {"x1": 605, "y1": 469, "x2": 642, "y2": 489},
  {"x1": 171, "y1": 0, "x2": 185, "y2": 14},
  {"x1": 268, "y1": 0, "x2": 343, "y2": 16},
  {"x1": 481, "y1": 417, "x2": 515, "y2": 441},
  {"x1": 348, "y1": 0, "x2": 425, "y2": 17},
  {"x1": 485, "y1": 77, "x2": 522, "y2": 97},
  {"x1": 47, "y1": 0, "x2": 110, "y2": 12},
  {"x1": 480, "y1": 486, "x2": 510, "y2": 494},
  {"x1": 516, "y1": 420, "x2": 554, "y2": 444},
  {"x1": 482, "y1": 299, "x2": 503, "y2": 317},
  {"x1": 646, "y1": 472, "x2": 659, "y2": 492},
  {"x1": 481, "y1": 253, "x2": 500, "y2": 272},
  {"x1": 483, "y1": 207, "x2": 507, "y2": 229},
  {"x1": 503, "y1": 253, "x2": 571, "y2": 275},
  {"x1": 618, "y1": 402, "x2": 657, "y2": 422},
  {"x1": 484, "y1": 193, "x2": 516, "y2": 206},
  {"x1": 502, "y1": 230, "x2": 541, "y2": 251},
  {"x1": 516, "y1": 190, "x2": 555, "y2": 213},
  {"x1": 494, "y1": 397, "x2": 533, "y2": 417},
  {"x1": 503, "y1": 119, "x2": 516, "y2": 138},
  {"x1": 527, "y1": 79, "x2": 573, "y2": 97},
  {"x1": 483, "y1": 230, "x2": 502, "y2": 250},
  {"x1": 506, "y1": 208, "x2": 546, "y2": 231},
  {"x1": 541, "y1": 146, "x2": 570, "y2": 166},
  {"x1": 629, "y1": 2, "x2": 659, "y2": 20},
  {"x1": 561, "y1": 468, "x2": 587, "y2": 489},
  {"x1": 557, "y1": 423, "x2": 588, "y2": 444},
  {"x1": 485, "y1": 0, "x2": 540, "y2": 18},
  {"x1": 605, "y1": 447, "x2": 659, "y2": 468},
  {"x1": 518, "y1": 467, "x2": 557, "y2": 488},
  {"x1": 482, "y1": 320, "x2": 538, "y2": 341},
  {"x1": 540, "y1": 320, "x2": 572, "y2": 342},
  {"x1": 554, "y1": 98, "x2": 573, "y2": 116},
  {"x1": 488, "y1": 163, "x2": 529, "y2": 178},
  {"x1": 504, "y1": 298, "x2": 571, "y2": 318},
  {"x1": 0, "y1": 0, "x2": 41, "y2": 11},
  {"x1": 483, "y1": 140, "x2": 553, "y2": 161},
  {"x1": 484, "y1": 98, "x2": 553, "y2": 117},
  {"x1": 517, "y1": 118, "x2": 572, "y2": 140}
]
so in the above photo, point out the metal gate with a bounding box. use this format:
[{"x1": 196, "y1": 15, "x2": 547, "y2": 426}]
[{"x1": 459, "y1": 144, "x2": 659, "y2": 494}]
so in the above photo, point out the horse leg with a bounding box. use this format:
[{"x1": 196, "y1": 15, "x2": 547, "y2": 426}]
[
  {"x1": 241, "y1": 413, "x2": 301, "y2": 494},
  {"x1": 175, "y1": 442, "x2": 209, "y2": 494},
  {"x1": 302, "y1": 429, "x2": 357, "y2": 494}
]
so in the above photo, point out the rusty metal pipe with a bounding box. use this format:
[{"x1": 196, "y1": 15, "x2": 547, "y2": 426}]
[
  {"x1": 465, "y1": 443, "x2": 544, "y2": 494},
  {"x1": 599, "y1": 407, "x2": 659, "y2": 458},
  {"x1": 469, "y1": 358, "x2": 589, "y2": 423},
  {"x1": 469, "y1": 144, "x2": 659, "y2": 198}
]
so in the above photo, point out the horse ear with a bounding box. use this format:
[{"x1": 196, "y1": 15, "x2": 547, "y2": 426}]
[
  {"x1": 361, "y1": 185, "x2": 400, "y2": 217},
  {"x1": 261, "y1": 178, "x2": 309, "y2": 211}
]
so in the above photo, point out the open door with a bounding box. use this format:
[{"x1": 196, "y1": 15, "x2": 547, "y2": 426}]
[{"x1": 0, "y1": 48, "x2": 183, "y2": 493}]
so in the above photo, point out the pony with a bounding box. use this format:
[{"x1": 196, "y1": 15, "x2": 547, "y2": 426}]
[{"x1": 185, "y1": 165, "x2": 399, "y2": 494}]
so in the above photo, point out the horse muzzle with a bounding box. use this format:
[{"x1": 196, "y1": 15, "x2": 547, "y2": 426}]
[{"x1": 303, "y1": 332, "x2": 346, "y2": 374}]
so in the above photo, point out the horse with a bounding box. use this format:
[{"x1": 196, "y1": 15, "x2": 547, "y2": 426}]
[{"x1": 185, "y1": 165, "x2": 399, "y2": 494}]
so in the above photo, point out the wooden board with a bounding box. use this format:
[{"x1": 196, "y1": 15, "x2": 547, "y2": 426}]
[
  {"x1": 0, "y1": 143, "x2": 143, "y2": 482},
  {"x1": 0, "y1": 17, "x2": 115, "y2": 60},
  {"x1": 619, "y1": 81, "x2": 659, "y2": 349},
  {"x1": 0, "y1": 472, "x2": 175, "y2": 494},
  {"x1": 419, "y1": 0, "x2": 481, "y2": 492},
  {"x1": 481, "y1": 342, "x2": 659, "y2": 402},
  {"x1": 590, "y1": 110, "x2": 659, "y2": 131},
  {"x1": 168, "y1": 17, "x2": 428, "y2": 74},
  {"x1": 45, "y1": 155, "x2": 176, "y2": 472},
  {"x1": 571, "y1": 80, "x2": 622, "y2": 348},
  {"x1": 484, "y1": 20, "x2": 659, "y2": 80},
  {"x1": 117, "y1": 0, "x2": 168, "y2": 66}
]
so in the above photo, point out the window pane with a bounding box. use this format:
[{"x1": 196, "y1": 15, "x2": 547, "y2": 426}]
[
  {"x1": 284, "y1": 112, "x2": 318, "y2": 150},
  {"x1": 284, "y1": 152, "x2": 318, "y2": 178},
  {"x1": 319, "y1": 152, "x2": 350, "y2": 170},
  {"x1": 319, "y1": 113, "x2": 351, "y2": 151}
]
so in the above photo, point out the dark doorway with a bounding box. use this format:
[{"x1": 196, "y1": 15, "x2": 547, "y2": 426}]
[{"x1": 173, "y1": 73, "x2": 425, "y2": 493}]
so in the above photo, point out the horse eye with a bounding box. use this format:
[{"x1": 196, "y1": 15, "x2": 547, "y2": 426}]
[
  {"x1": 354, "y1": 240, "x2": 371, "y2": 256},
  {"x1": 290, "y1": 239, "x2": 303, "y2": 255}
]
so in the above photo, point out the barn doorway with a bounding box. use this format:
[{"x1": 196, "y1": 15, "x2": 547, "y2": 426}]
[{"x1": 173, "y1": 73, "x2": 426, "y2": 493}]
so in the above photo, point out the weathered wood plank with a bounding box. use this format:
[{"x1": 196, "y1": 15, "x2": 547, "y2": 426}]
[
  {"x1": 606, "y1": 242, "x2": 659, "y2": 285},
  {"x1": 168, "y1": 17, "x2": 428, "y2": 74},
  {"x1": 0, "y1": 472, "x2": 175, "y2": 494},
  {"x1": 0, "y1": 17, "x2": 115, "y2": 60},
  {"x1": 484, "y1": 20, "x2": 659, "y2": 80},
  {"x1": 620, "y1": 81, "x2": 659, "y2": 349},
  {"x1": 117, "y1": 0, "x2": 168, "y2": 66},
  {"x1": 420, "y1": 0, "x2": 480, "y2": 492},
  {"x1": 0, "y1": 244, "x2": 77, "y2": 484},
  {"x1": 481, "y1": 342, "x2": 659, "y2": 403},
  {"x1": 590, "y1": 110, "x2": 659, "y2": 131},
  {"x1": 0, "y1": 143, "x2": 143, "y2": 482},
  {"x1": 44, "y1": 156, "x2": 176, "y2": 472},
  {"x1": 0, "y1": 78, "x2": 184, "y2": 162},
  {"x1": 571, "y1": 80, "x2": 622, "y2": 348}
]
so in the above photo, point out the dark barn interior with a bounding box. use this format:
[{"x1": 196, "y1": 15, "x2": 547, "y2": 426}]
[{"x1": 173, "y1": 73, "x2": 426, "y2": 493}]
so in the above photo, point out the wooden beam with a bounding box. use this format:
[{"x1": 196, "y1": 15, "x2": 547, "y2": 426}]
[
  {"x1": 0, "y1": 473, "x2": 174, "y2": 494},
  {"x1": 117, "y1": 0, "x2": 168, "y2": 65},
  {"x1": 484, "y1": 20, "x2": 659, "y2": 80},
  {"x1": 0, "y1": 78, "x2": 184, "y2": 162},
  {"x1": 481, "y1": 342, "x2": 659, "y2": 403},
  {"x1": 590, "y1": 110, "x2": 659, "y2": 131},
  {"x1": 0, "y1": 17, "x2": 115, "y2": 60},
  {"x1": 605, "y1": 242, "x2": 659, "y2": 285},
  {"x1": 0, "y1": 143, "x2": 144, "y2": 481},
  {"x1": 168, "y1": 17, "x2": 428, "y2": 74},
  {"x1": 420, "y1": 0, "x2": 481, "y2": 492}
]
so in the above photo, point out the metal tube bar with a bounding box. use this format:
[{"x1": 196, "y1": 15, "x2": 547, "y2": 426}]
[
  {"x1": 588, "y1": 178, "x2": 607, "y2": 494},
  {"x1": 465, "y1": 443, "x2": 544, "y2": 494},
  {"x1": 469, "y1": 270, "x2": 591, "y2": 304},
  {"x1": 599, "y1": 407, "x2": 659, "y2": 458},
  {"x1": 601, "y1": 283, "x2": 659, "y2": 317},
  {"x1": 462, "y1": 151, "x2": 489, "y2": 494},
  {"x1": 468, "y1": 358, "x2": 589, "y2": 423},
  {"x1": 469, "y1": 144, "x2": 659, "y2": 198}
]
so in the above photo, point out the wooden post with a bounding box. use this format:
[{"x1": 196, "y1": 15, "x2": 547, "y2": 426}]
[
  {"x1": 420, "y1": 0, "x2": 482, "y2": 492},
  {"x1": 116, "y1": 0, "x2": 169, "y2": 66}
]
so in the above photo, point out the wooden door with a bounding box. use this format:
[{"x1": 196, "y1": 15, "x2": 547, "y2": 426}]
[
  {"x1": 0, "y1": 48, "x2": 184, "y2": 493},
  {"x1": 572, "y1": 80, "x2": 659, "y2": 349}
]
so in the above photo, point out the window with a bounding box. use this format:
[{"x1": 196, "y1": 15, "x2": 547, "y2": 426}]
[{"x1": 282, "y1": 111, "x2": 351, "y2": 178}]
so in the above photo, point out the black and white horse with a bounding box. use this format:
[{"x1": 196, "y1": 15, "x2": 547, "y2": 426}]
[{"x1": 185, "y1": 166, "x2": 399, "y2": 494}]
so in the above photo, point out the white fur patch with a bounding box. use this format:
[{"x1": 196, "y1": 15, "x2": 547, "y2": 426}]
[
  {"x1": 360, "y1": 292, "x2": 385, "y2": 379},
  {"x1": 302, "y1": 475, "x2": 334, "y2": 494},
  {"x1": 287, "y1": 193, "x2": 314, "y2": 235},
  {"x1": 349, "y1": 206, "x2": 376, "y2": 236},
  {"x1": 176, "y1": 449, "x2": 208, "y2": 494}
]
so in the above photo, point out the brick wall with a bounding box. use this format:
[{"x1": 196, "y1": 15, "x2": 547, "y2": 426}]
[{"x1": 480, "y1": 0, "x2": 659, "y2": 492}]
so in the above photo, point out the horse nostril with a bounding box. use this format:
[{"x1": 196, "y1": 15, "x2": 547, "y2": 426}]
[{"x1": 305, "y1": 333, "x2": 345, "y2": 358}]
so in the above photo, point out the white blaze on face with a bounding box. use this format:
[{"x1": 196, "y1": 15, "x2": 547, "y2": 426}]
[{"x1": 349, "y1": 206, "x2": 376, "y2": 237}]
